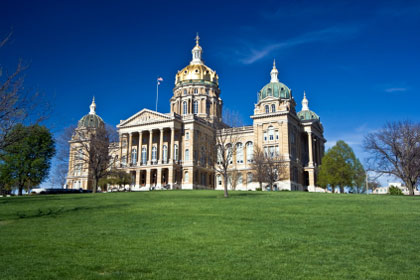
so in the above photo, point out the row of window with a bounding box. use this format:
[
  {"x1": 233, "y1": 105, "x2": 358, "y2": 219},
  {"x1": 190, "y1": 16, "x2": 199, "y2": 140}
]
[
  {"x1": 183, "y1": 88, "x2": 210, "y2": 95},
  {"x1": 182, "y1": 100, "x2": 211, "y2": 115},
  {"x1": 265, "y1": 104, "x2": 276, "y2": 114},
  {"x1": 264, "y1": 126, "x2": 279, "y2": 142},
  {"x1": 122, "y1": 145, "x2": 179, "y2": 165},
  {"x1": 216, "y1": 173, "x2": 254, "y2": 186},
  {"x1": 217, "y1": 142, "x2": 254, "y2": 164}
]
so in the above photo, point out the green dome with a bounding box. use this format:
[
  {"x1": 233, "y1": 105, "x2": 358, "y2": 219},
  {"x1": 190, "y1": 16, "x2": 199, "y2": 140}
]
[
  {"x1": 258, "y1": 82, "x2": 291, "y2": 101},
  {"x1": 78, "y1": 113, "x2": 104, "y2": 129},
  {"x1": 297, "y1": 110, "x2": 320, "y2": 121}
]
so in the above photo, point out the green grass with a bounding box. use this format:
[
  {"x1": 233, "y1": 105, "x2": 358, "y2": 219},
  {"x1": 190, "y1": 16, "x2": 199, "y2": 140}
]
[{"x1": 0, "y1": 191, "x2": 419, "y2": 279}]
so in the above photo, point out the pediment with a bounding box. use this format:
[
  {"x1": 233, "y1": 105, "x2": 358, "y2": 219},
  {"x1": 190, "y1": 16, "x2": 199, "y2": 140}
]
[{"x1": 117, "y1": 109, "x2": 171, "y2": 127}]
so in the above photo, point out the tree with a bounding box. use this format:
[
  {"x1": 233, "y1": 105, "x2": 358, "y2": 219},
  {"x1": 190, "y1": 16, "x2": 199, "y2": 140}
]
[
  {"x1": 251, "y1": 145, "x2": 267, "y2": 190},
  {"x1": 0, "y1": 31, "x2": 49, "y2": 154},
  {"x1": 317, "y1": 140, "x2": 361, "y2": 193},
  {"x1": 214, "y1": 109, "x2": 243, "y2": 198},
  {"x1": 71, "y1": 125, "x2": 118, "y2": 193},
  {"x1": 264, "y1": 152, "x2": 288, "y2": 191},
  {"x1": 0, "y1": 124, "x2": 55, "y2": 195},
  {"x1": 364, "y1": 121, "x2": 420, "y2": 196},
  {"x1": 351, "y1": 158, "x2": 366, "y2": 193},
  {"x1": 98, "y1": 169, "x2": 131, "y2": 192}
]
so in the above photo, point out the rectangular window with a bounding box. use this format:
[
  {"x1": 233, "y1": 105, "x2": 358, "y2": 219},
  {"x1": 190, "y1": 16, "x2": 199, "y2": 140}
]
[{"x1": 264, "y1": 132, "x2": 267, "y2": 141}]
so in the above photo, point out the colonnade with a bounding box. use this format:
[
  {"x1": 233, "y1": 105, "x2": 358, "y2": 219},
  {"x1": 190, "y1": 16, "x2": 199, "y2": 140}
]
[{"x1": 119, "y1": 127, "x2": 178, "y2": 167}]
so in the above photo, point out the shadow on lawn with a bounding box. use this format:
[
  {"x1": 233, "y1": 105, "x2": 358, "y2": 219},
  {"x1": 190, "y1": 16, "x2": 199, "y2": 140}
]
[
  {"x1": 14, "y1": 203, "x2": 130, "y2": 220},
  {"x1": 0, "y1": 195, "x2": 92, "y2": 205}
]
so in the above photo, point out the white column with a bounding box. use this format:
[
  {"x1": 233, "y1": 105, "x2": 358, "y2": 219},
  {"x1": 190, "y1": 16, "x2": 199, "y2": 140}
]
[
  {"x1": 148, "y1": 130, "x2": 153, "y2": 164},
  {"x1": 170, "y1": 127, "x2": 175, "y2": 162},
  {"x1": 308, "y1": 132, "x2": 314, "y2": 167},
  {"x1": 159, "y1": 128, "x2": 164, "y2": 164},
  {"x1": 137, "y1": 131, "x2": 143, "y2": 166}
]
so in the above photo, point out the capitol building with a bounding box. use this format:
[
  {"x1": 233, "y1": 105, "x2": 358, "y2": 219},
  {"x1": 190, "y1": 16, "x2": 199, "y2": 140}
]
[{"x1": 66, "y1": 36, "x2": 326, "y2": 192}]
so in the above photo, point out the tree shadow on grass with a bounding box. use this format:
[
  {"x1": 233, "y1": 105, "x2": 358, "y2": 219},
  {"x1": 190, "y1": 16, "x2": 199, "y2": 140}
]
[
  {"x1": 0, "y1": 195, "x2": 93, "y2": 205},
  {"x1": 14, "y1": 203, "x2": 130, "y2": 220}
]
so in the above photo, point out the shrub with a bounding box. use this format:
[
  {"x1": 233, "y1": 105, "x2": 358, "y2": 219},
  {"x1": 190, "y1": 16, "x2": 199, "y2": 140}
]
[{"x1": 388, "y1": 185, "x2": 403, "y2": 196}]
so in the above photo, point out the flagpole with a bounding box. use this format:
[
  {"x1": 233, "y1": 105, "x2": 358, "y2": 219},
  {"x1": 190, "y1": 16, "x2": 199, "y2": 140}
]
[{"x1": 156, "y1": 79, "x2": 159, "y2": 111}]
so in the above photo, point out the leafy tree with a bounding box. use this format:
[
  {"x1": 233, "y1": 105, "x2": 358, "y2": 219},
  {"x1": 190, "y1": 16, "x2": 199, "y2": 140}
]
[
  {"x1": 317, "y1": 140, "x2": 362, "y2": 193},
  {"x1": 388, "y1": 185, "x2": 403, "y2": 196},
  {"x1": 99, "y1": 169, "x2": 131, "y2": 191},
  {"x1": 364, "y1": 121, "x2": 420, "y2": 196},
  {"x1": 351, "y1": 158, "x2": 366, "y2": 193},
  {"x1": 0, "y1": 124, "x2": 55, "y2": 195}
]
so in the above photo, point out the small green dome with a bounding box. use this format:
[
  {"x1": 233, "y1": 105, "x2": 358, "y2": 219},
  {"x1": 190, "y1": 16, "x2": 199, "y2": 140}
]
[
  {"x1": 297, "y1": 92, "x2": 319, "y2": 121},
  {"x1": 297, "y1": 110, "x2": 320, "y2": 121},
  {"x1": 258, "y1": 82, "x2": 291, "y2": 101},
  {"x1": 77, "y1": 97, "x2": 104, "y2": 129},
  {"x1": 78, "y1": 113, "x2": 104, "y2": 129}
]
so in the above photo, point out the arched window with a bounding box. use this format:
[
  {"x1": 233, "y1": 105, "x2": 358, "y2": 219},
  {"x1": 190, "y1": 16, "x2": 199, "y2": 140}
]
[
  {"x1": 193, "y1": 100, "x2": 198, "y2": 114},
  {"x1": 217, "y1": 174, "x2": 222, "y2": 186},
  {"x1": 152, "y1": 146, "x2": 157, "y2": 163},
  {"x1": 183, "y1": 89, "x2": 187, "y2": 95},
  {"x1": 268, "y1": 126, "x2": 274, "y2": 141},
  {"x1": 236, "y1": 143, "x2": 243, "y2": 163},
  {"x1": 226, "y1": 144, "x2": 233, "y2": 164},
  {"x1": 184, "y1": 171, "x2": 189, "y2": 183},
  {"x1": 247, "y1": 172, "x2": 253, "y2": 184},
  {"x1": 265, "y1": 105, "x2": 269, "y2": 113},
  {"x1": 183, "y1": 101, "x2": 187, "y2": 115},
  {"x1": 185, "y1": 149, "x2": 190, "y2": 161},
  {"x1": 141, "y1": 147, "x2": 147, "y2": 165},
  {"x1": 174, "y1": 144, "x2": 178, "y2": 161},
  {"x1": 131, "y1": 148, "x2": 137, "y2": 164},
  {"x1": 217, "y1": 145, "x2": 222, "y2": 164},
  {"x1": 238, "y1": 173, "x2": 243, "y2": 186},
  {"x1": 194, "y1": 88, "x2": 198, "y2": 94},
  {"x1": 271, "y1": 104, "x2": 276, "y2": 113},
  {"x1": 186, "y1": 132, "x2": 190, "y2": 140},
  {"x1": 122, "y1": 155, "x2": 127, "y2": 166},
  {"x1": 246, "y1": 142, "x2": 253, "y2": 162},
  {"x1": 162, "y1": 145, "x2": 168, "y2": 163}
]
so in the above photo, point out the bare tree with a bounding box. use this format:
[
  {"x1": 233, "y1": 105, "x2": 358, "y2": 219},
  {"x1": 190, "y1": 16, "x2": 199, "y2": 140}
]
[
  {"x1": 264, "y1": 152, "x2": 288, "y2": 191},
  {"x1": 71, "y1": 124, "x2": 119, "y2": 193},
  {"x1": 0, "y1": 31, "x2": 50, "y2": 153},
  {"x1": 214, "y1": 109, "x2": 243, "y2": 198},
  {"x1": 48, "y1": 125, "x2": 76, "y2": 187},
  {"x1": 251, "y1": 145, "x2": 267, "y2": 190},
  {"x1": 364, "y1": 121, "x2": 420, "y2": 196}
]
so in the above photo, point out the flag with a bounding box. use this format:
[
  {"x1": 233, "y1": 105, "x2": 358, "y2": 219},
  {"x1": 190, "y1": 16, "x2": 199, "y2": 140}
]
[{"x1": 157, "y1": 77, "x2": 163, "y2": 81}]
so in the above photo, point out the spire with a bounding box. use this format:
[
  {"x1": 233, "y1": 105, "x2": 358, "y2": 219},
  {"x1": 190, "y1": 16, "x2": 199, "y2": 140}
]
[
  {"x1": 195, "y1": 32, "x2": 200, "y2": 46},
  {"x1": 89, "y1": 96, "x2": 96, "y2": 115},
  {"x1": 302, "y1": 91, "x2": 309, "y2": 111},
  {"x1": 270, "y1": 59, "x2": 279, "y2": 83},
  {"x1": 191, "y1": 33, "x2": 203, "y2": 65}
]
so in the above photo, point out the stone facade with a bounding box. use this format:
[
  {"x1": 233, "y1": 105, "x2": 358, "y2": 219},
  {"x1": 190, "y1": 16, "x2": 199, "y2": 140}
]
[{"x1": 66, "y1": 36, "x2": 326, "y2": 191}]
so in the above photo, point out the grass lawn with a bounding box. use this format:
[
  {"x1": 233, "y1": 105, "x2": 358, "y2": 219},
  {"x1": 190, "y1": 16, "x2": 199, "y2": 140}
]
[{"x1": 0, "y1": 191, "x2": 419, "y2": 279}]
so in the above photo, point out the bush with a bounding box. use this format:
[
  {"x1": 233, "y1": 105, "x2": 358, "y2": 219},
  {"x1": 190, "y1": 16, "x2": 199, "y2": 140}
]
[
  {"x1": 388, "y1": 186, "x2": 403, "y2": 195},
  {"x1": 255, "y1": 187, "x2": 262, "y2": 191}
]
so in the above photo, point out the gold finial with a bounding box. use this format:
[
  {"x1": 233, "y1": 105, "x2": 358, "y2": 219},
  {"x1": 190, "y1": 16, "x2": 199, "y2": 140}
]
[{"x1": 195, "y1": 33, "x2": 200, "y2": 45}]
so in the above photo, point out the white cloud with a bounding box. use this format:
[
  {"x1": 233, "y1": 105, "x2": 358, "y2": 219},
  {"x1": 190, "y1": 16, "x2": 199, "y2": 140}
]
[
  {"x1": 385, "y1": 87, "x2": 408, "y2": 93},
  {"x1": 234, "y1": 25, "x2": 361, "y2": 65}
]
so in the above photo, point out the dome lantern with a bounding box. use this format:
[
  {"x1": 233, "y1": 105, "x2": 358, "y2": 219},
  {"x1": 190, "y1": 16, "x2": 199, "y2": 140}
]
[
  {"x1": 302, "y1": 91, "x2": 309, "y2": 111},
  {"x1": 78, "y1": 97, "x2": 104, "y2": 129},
  {"x1": 89, "y1": 96, "x2": 96, "y2": 115},
  {"x1": 297, "y1": 92, "x2": 320, "y2": 121},
  {"x1": 191, "y1": 33, "x2": 203, "y2": 65},
  {"x1": 270, "y1": 59, "x2": 279, "y2": 83}
]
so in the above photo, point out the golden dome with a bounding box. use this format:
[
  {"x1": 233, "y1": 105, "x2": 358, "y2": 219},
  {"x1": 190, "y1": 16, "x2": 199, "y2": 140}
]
[
  {"x1": 175, "y1": 64, "x2": 219, "y2": 85},
  {"x1": 175, "y1": 34, "x2": 219, "y2": 86}
]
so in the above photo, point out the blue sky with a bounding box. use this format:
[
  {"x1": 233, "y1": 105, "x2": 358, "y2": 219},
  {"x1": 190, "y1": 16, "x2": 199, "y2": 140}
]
[{"x1": 1, "y1": 0, "x2": 420, "y2": 186}]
